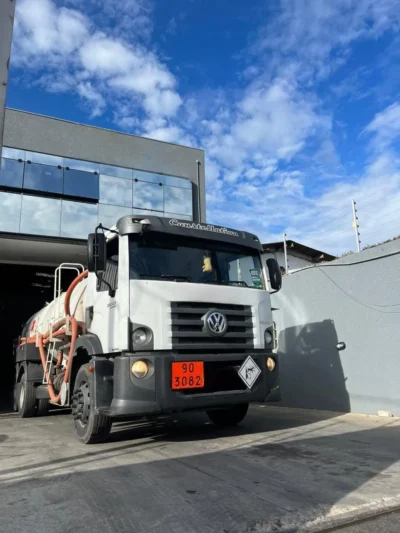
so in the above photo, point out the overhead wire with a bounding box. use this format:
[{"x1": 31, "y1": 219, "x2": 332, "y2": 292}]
[{"x1": 288, "y1": 250, "x2": 400, "y2": 312}]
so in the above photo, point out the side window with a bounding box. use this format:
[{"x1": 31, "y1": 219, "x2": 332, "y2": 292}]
[{"x1": 97, "y1": 237, "x2": 119, "y2": 292}]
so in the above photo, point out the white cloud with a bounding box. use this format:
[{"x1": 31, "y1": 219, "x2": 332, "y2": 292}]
[
  {"x1": 13, "y1": 0, "x2": 181, "y2": 125},
  {"x1": 13, "y1": 0, "x2": 88, "y2": 62},
  {"x1": 234, "y1": 80, "x2": 324, "y2": 159},
  {"x1": 254, "y1": 0, "x2": 400, "y2": 82},
  {"x1": 65, "y1": 0, "x2": 154, "y2": 41},
  {"x1": 363, "y1": 102, "x2": 400, "y2": 152},
  {"x1": 79, "y1": 35, "x2": 138, "y2": 76},
  {"x1": 143, "y1": 90, "x2": 182, "y2": 118},
  {"x1": 143, "y1": 125, "x2": 185, "y2": 144},
  {"x1": 76, "y1": 81, "x2": 106, "y2": 117}
]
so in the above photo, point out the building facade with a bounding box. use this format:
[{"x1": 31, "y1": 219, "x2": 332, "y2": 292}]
[{"x1": 0, "y1": 109, "x2": 205, "y2": 265}]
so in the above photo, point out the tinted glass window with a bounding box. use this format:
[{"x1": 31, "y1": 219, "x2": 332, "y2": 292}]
[
  {"x1": 2, "y1": 147, "x2": 25, "y2": 160},
  {"x1": 25, "y1": 151, "x2": 63, "y2": 166},
  {"x1": 164, "y1": 213, "x2": 192, "y2": 221},
  {"x1": 64, "y1": 168, "x2": 99, "y2": 199},
  {"x1": 20, "y1": 195, "x2": 61, "y2": 237},
  {"x1": 164, "y1": 175, "x2": 192, "y2": 189},
  {"x1": 132, "y1": 170, "x2": 164, "y2": 184},
  {"x1": 133, "y1": 180, "x2": 163, "y2": 211},
  {"x1": 24, "y1": 162, "x2": 63, "y2": 193},
  {"x1": 132, "y1": 208, "x2": 161, "y2": 216},
  {"x1": 98, "y1": 204, "x2": 132, "y2": 229},
  {"x1": 100, "y1": 164, "x2": 132, "y2": 179},
  {"x1": 99, "y1": 175, "x2": 132, "y2": 207},
  {"x1": 0, "y1": 192, "x2": 22, "y2": 233},
  {"x1": 64, "y1": 158, "x2": 100, "y2": 174},
  {"x1": 61, "y1": 201, "x2": 98, "y2": 239},
  {"x1": 0, "y1": 158, "x2": 24, "y2": 188},
  {"x1": 164, "y1": 186, "x2": 192, "y2": 216}
]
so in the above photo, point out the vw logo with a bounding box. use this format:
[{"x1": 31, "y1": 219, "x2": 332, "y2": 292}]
[{"x1": 205, "y1": 311, "x2": 227, "y2": 336}]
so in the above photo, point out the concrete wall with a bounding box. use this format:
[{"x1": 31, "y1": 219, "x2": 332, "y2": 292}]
[
  {"x1": 3, "y1": 108, "x2": 206, "y2": 222},
  {"x1": 0, "y1": 0, "x2": 15, "y2": 156},
  {"x1": 272, "y1": 239, "x2": 400, "y2": 416}
]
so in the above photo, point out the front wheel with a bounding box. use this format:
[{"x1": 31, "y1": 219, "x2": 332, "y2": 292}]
[
  {"x1": 206, "y1": 403, "x2": 249, "y2": 427},
  {"x1": 71, "y1": 363, "x2": 112, "y2": 444}
]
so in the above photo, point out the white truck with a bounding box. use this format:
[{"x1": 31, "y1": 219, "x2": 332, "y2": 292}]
[{"x1": 14, "y1": 215, "x2": 282, "y2": 443}]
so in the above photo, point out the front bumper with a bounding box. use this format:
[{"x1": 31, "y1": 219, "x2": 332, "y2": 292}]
[{"x1": 94, "y1": 351, "x2": 279, "y2": 418}]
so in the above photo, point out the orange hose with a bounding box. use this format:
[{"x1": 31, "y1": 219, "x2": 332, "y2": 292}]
[
  {"x1": 37, "y1": 317, "x2": 78, "y2": 403},
  {"x1": 21, "y1": 269, "x2": 89, "y2": 404},
  {"x1": 64, "y1": 270, "x2": 88, "y2": 316}
]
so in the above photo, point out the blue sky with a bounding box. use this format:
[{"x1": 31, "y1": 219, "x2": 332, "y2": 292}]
[{"x1": 8, "y1": 0, "x2": 400, "y2": 254}]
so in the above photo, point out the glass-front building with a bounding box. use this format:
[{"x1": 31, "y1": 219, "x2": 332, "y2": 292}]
[{"x1": 0, "y1": 147, "x2": 193, "y2": 240}]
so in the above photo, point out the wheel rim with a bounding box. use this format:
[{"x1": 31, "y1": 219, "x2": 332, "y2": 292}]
[
  {"x1": 72, "y1": 380, "x2": 90, "y2": 427},
  {"x1": 19, "y1": 382, "x2": 25, "y2": 408}
]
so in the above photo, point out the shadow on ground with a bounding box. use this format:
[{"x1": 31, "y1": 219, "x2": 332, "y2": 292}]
[{"x1": 1, "y1": 410, "x2": 399, "y2": 533}]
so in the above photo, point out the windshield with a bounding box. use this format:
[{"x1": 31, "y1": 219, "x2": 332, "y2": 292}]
[{"x1": 129, "y1": 233, "x2": 264, "y2": 289}]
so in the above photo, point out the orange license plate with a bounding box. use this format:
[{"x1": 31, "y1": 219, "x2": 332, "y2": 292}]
[{"x1": 171, "y1": 361, "x2": 204, "y2": 390}]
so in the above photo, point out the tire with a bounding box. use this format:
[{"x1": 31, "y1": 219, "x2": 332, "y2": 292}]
[
  {"x1": 207, "y1": 403, "x2": 249, "y2": 427},
  {"x1": 17, "y1": 374, "x2": 37, "y2": 418},
  {"x1": 13, "y1": 383, "x2": 19, "y2": 412},
  {"x1": 71, "y1": 363, "x2": 112, "y2": 444},
  {"x1": 36, "y1": 399, "x2": 49, "y2": 417}
]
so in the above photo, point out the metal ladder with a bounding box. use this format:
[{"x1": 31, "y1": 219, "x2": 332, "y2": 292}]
[
  {"x1": 43, "y1": 340, "x2": 58, "y2": 385},
  {"x1": 52, "y1": 263, "x2": 85, "y2": 321},
  {"x1": 42, "y1": 263, "x2": 85, "y2": 385}
]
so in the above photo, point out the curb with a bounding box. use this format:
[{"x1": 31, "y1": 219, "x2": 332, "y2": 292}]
[
  {"x1": 305, "y1": 496, "x2": 400, "y2": 532},
  {"x1": 247, "y1": 494, "x2": 400, "y2": 533}
]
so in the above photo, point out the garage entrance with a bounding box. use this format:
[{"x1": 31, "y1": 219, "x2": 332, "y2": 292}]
[
  {"x1": 0, "y1": 263, "x2": 76, "y2": 408},
  {"x1": 0, "y1": 235, "x2": 87, "y2": 408}
]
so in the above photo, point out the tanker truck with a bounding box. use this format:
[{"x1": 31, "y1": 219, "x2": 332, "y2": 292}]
[{"x1": 14, "y1": 215, "x2": 282, "y2": 443}]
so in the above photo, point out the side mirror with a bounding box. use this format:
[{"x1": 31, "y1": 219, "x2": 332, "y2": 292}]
[
  {"x1": 87, "y1": 233, "x2": 106, "y2": 273},
  {"x1": 266, "y1": 258, "x2": 282, "y2": 292}
]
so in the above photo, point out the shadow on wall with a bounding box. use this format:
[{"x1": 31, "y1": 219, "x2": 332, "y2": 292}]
[{"x1": 277, "y1": 319, "x2": 350, "y2": 412}]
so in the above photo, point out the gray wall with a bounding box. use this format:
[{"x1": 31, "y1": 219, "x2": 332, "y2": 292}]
[
  {"x1": 272, "y1": 239, "x2": 400, "y2": 416},
  {"x1": 0, "y1": 0, "x2": 16, "y2": 156},
  {"x1": 3, "y1": 108, "x2": 206, "y2": 222}
]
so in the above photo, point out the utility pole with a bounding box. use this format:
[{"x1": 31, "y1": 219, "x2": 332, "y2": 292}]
[
  {"x1": 283, "y1": 232, "x2": 289, "y2": 273},
  {"x1": 351, "y1": 199, "x2": 361, "y2": 252}
]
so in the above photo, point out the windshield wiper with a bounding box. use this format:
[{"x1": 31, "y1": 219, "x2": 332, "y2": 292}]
[{"x1": 139, "y1": 274, "x2": 192, "y2": 282}]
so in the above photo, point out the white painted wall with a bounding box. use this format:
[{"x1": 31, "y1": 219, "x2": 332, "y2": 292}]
[{"x1": 262, "y1": 251, "x2": 313, "y2": 272}]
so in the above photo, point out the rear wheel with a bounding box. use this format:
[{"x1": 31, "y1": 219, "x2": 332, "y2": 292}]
[
  {"x1": 17, "y1": 374, "x2": 37, "y2": 418},
  {"x1": 13, "y1": 383, "x2": 19, "y2": 412},
  {"x1": 36, "y1": 399, "x2": 49, "y2": 416},
  {"x1": 207, "y1": 403, "x2": 249, "y2": 427},
  {"x1": 71, "y1": 363, "x2": 112, "y2": 444}
]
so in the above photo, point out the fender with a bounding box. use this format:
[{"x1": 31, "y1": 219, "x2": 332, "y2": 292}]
[
  {"x1": 74, "y1": 333, "x2": 103, "y2": 356},
  {"x1": 17, "y1": 361, "x2": 43, "y2": 382}
]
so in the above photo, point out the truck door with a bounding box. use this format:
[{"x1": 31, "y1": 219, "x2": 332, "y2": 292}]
[{"x1": 89, "y1": 236, "x2": 120, "y2": 354}]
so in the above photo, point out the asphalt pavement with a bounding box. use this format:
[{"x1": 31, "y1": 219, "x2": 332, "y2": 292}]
[{"x1": 1, "y1": 405, "x2": 400, "y2": 533}]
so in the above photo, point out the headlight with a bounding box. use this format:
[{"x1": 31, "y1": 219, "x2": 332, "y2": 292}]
[
  {"x1": 131, "y1": 360, "x2": 149, "y2": 378},
  {"x1": 264, "y1": 330, "x2": 273, "y2": 346},
  {"x1": 266, "y1": 357, "x2": 276, "y2": 372},
  {"x1": 132, "y1": 328, "x2": 148, "y2": 345}
]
